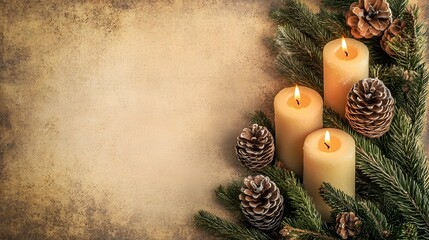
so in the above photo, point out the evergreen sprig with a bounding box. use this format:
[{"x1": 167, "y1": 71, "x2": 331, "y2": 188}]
[
  {"x1": 215, "y1": 182, "x2": 242, "y2": 212},
  {"x1": 271, "y1": 0, "x2": 333, "y2": 48},
  {"x1": 249, "y1": 111, "x2": 274, "y2": 135},
  {"x1": 194, "y1": 211, "x2": 272, "y2": 240},
  {"x1": 320, "y1": 0, "x2": 354, "y2": 12},
  {"x1": 260, "y1": 167, "x2": 323, "y2": 233}
]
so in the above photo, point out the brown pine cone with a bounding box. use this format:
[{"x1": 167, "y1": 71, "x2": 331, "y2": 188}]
[
  {"x1": 345, "y1": 78, "x2": 394, "y2": 138},
  {"x1": 235, "y1": 124, "x2": 275, "y2": 170},
  {"x1": 336, "y1": 212, "x2": 362, "y2": 239},
  {"x1": 239, "y1": 175, "x2": 284, "y2": 230},
  {"x1": 346, "y1": 0, "x2": 392, "y2": 38},
  {"x1": 380, "y1": 19, "x2": 406, "y2": 56}
]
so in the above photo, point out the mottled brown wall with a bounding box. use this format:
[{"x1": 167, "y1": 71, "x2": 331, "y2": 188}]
[{"x1": 0, "y1": 1, "x2": 428, "y2": 239}]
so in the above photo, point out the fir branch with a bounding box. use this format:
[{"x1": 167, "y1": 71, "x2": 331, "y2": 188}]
[
  {"x1": 390, "y1": 7, "x2": 426, "y2": 70},
  {"x1": 279, "y1": 223, "x2": 337, "y2": 240},
  {"x1": 324, "y1": 107, "x2": 429, "y2": 237},
  {"x1": 379, "y1": 109, "x2": 429, "y2": 192},
  {"x1": 320, "y1": 0, "x2": 355, "y2": 12},
  {"x1": 215, "y1": 182, "x2": 242, "y2": 212},
  {"x1": 194, "y1": 211, "x2": 273, "y2": 240},
  {"x1": 249, "y1": 111, "x2": 274, "y2": 135},
  {"x1": 276, "y1": 23, "x2": 323, "y2": 75},
  {"x1": 388, "y1": 0, "x2": 410, "y2": 19},
  {"x1": 394, "y1": 223, "x2": 419, "y2": 240},
  {"x1": 271, "y1": 0, "x2": 333, "y2": 48},
  {"x1": 318, "y1": 9, "x2": 351, "y2": 38},
  {"x1": 260, "y1": 167, "x2": 323, "y2": 233},
  {"x1": 389, "y1": 7, "x2": 428, "y2": 136},
  {"x1": 320, "y1": 183, "x2": 391, "y2": 239},
  {"x1": 276, "y1": 53, "x2": 323, "y2": 94}
]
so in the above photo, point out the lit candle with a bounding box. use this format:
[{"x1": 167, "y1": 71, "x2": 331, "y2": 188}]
[
  {"x1": 324, "y1": 37, "x2": 369, "y2": 117},
  {"x1": 274, "y1": 85, "x2": 323, "y2": 178},
  {"x1": 303, "y1": 128, "x2": 355, "y2": 221}
]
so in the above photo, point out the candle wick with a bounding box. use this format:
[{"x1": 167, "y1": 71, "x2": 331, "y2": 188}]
[
  {"x1": 345, "y1": 51, "x2": 349, "y2": 57},
  {"x1": 296, "y1": 99, "x2": 300, "y2": 106},
  {"x1": 324, "y1": 142, "x2": 331, "y2": 150}
]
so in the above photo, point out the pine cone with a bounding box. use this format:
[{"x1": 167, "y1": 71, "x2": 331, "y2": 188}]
[
  {"x1": 235, "y1": 124, "x2": 275, "y2": 170},
  {"x1": 336, "y1": 212, "x2": 362, "y2": 239},
  {"x1": 380, "y1": 19, "x2": 406, "y2": 56},
  {"x1": 239, "y1": 175, "x2": 284, "y2": 230},
  {"x1": 346, "y1": 0, "x2": 392, "y2": 38},
  {"x1": 345, "y1": 78, "x2": 394, "y2": 138}
]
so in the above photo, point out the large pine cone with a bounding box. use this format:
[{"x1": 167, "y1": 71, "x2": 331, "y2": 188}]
[
  {"x1": 235, "y1": 124, "x2": 274, "y2": 170},
  {"x1": 380, "y1": 19, "x2": 406, "y2": 56},
  {"x1": 345, "y1": 78, "x2": 395, "y2": 138},
  {"x1": 336, "y1": 212, "x2": 362, "y2": 239},
  {"x1": 346, "y1": 0, "x2": 392, "y2": 39},
  {"x1": 239, "y1": 175, "x2": 284, "y2": 230}
]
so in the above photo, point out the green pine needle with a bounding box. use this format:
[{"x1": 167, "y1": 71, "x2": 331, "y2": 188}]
[
  {"x1": 215, "y1": 182, "x2": 242, "y2": 212},
  {"x1": 194, "y1": 211, "x2": 273, "y2": 240},
  {"x1": 249, "y1": 111, "x2": 274, "y2": 135}
]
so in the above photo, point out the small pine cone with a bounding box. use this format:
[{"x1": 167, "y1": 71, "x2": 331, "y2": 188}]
[
  {"x1": 239, "y1": 175, "x2": 284, "y2": 231},
  {"x1": 235, "y1": 124, "x2": 275, "y2": 170},
  {"x1": 346, "y1": 0, "x2": 392, "y2": 39},
  {"x1": 336, "y1": 212, "x2": 362, "y2": 239},
  {"x1": 345, "y1": 78, "x2": 394, "y2": 138},
  {"x1": 380, "y1": 19, "x2": 406, "y2": 56}
]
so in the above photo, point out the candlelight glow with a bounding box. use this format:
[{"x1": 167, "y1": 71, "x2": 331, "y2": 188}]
[
  {"x1": 294, "y1": 85, "x2": 301, "y2": 106},
  {"x1": 341, "y1": 37, "x2": 348, "y2": 57},
  {"x1": 324, "y1": 130, "x2": 331, "y2": 150}
]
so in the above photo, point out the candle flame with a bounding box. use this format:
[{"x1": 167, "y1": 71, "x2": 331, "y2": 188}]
[
  {"x1": 341, "y1": 37, "x2": 349, "y2": 57},
  {"x1": 324, "y1": 130, "x2": 331, "y2": 150},
  {"x1": 294, "y1": 85, "x2": 301, "y2": 106}
]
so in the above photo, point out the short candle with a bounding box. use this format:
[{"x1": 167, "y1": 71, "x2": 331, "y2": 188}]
[
  {"x1": 324, "y1": 37, "x2": 369, "y2": 117},
  {"x1": 274, "y1": 86, "x2": 323, "y2": 178},
  {"x1": 303, "y1": 128, "x2": 355, "y2": 221}
]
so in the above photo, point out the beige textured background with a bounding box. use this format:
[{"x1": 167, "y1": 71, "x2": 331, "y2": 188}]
[{"x1": 0, "y1": 0, "x2": 428, "y2": 239}]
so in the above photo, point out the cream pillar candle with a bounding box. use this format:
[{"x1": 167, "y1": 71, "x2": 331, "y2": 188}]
[
  {"x1": 303, "y1": 128, "x2": 355, "y2": 221},
  {"x1": 324, "y1": 37, "x2": 369, "y2": 117},
  {"x1": 274, "y1": 86, "x2": 323, "y2": 178}
]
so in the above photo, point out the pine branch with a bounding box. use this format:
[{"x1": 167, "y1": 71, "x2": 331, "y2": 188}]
[
  {"x1": 279, "y1": 223, "x2": 337, "y2": 240},
  {"x1": 194, "y1": 211, "x2": 273, "y2": 240},
  {"x1": 249, "y1": 111, "x2": 274, "y2": 135},
  {"x1": 318, "y1": 9, "x2": 351, "y2": 38},
  {"x1": 271, "y1": 0, "x2": 333, "y2": 48},
  {"x1": 260, "y1": 167, "x2": 323, "y2": 233},
  {"x1": 379, "y1": 109, "x2": 429, "y2": 192},
  {"x1": 388, "y1": 0, "x2": 410, "y2": 19},
  {"x1": 320, "y1": 0, "x2": 354, "y2": 12},
  {"x1": 320, "y1": 183, "x2": 391, "y2": 239},
  {"x1": 394, "y1": 223, "x2": 419, "y2": 240},
  {"x1": 276, "y1": 23, "x2": 323, "y2": 75},
  {"x1": 389, "y1": 7, "x2": 428, "y2": 137},
  {"x1": 215, "y1": 182, "x2": 242, "y2": 212},
  {"x1": 276, "y1": 53, "x2": 323, "y2": 94},
  {"x1": 390, "y1": 7, "x2": 426, "y2": 70},
  {"x1": 324, "y1": 107, "x2": 429, "y2": 237}
]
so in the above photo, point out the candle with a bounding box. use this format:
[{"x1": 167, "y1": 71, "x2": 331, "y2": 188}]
[
  {"x1": 303, "y1": 128, "x2": 355, "y2": 221},
  {"x1": 274, "y1": 86, "x2": 323, "y2": 178},
  {"x1": 324, "y1": 37, "x2": 369, "y2": 117}
]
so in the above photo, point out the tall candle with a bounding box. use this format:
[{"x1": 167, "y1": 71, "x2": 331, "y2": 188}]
[
  {"x1": 274, "y1": 86, "x2": 323, "y2": 178},
  {"x1": 324, "y1": 37, "x2": 369, "y2": 117},
  {"x1": 303, "y1": 128, "x2": 355, "y2": 221}
]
